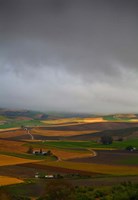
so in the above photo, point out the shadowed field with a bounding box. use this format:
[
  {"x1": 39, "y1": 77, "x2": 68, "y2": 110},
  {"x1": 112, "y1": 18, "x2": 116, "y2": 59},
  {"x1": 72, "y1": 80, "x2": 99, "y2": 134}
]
[
  {"x1": 68, "y1": 150, "x2": 138, "y2": 165},
  {"x1": 39, "y1": 122, "x2": 138, "y2": 131}
]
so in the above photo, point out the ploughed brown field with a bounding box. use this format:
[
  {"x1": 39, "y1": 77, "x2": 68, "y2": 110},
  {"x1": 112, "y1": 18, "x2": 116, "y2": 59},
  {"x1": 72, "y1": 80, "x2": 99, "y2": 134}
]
[
  {"x1": 0, "y1": 164, "x2": 52, "y2": 178},
  {"x1": 68, "y1": 150, "x2": 138, "y2": 165},
  {"x1": 47, "y1": 148, "x2": 93, "y2": 160},
  {"x1": 31, "y1": 128, "x2": 98, "y2": 136},
  {"x1": 21, "y1": 162, "x2": 101, "y2": 176},
  {"x1": 39, "y1": 122, "x2": 138, "y2": 131},
  {"x1": 0, "y1": 139, "x2": 27, "y2": 153}
]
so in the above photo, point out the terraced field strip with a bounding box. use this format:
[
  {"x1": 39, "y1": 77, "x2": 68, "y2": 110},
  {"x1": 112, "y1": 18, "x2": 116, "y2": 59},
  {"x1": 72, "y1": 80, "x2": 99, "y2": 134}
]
[
  {"x1": 0, "y1": 139, "x2": 27, "y2": 153},
  {"x1": 44, "y1": 161, "x2": 138, "y2": 175},
  {"x1": 0, "y1": 154, "x2": 39, "y2": 166},
  {"x1": 0, "y1": 129, "x2": 26, "y2": 138},
  {"x1": 41, "y1": 117, "x2": 107, "y2": 126},
  {"x1": 37, "y1": 139, "x2": 138, "y2": 150},
  {"x1": 0, "y1": 127, "x2": 20, "y2": 132},
  {"x1": 0, "y1": 176, "x2": 23, "y2": 186},
  {"x1": 130, "y1": 119, "x2": 138, "y2": 122},
  {"x1": 32, "y1": 129, "x2": 98, "y2": 136},
  {"x1": 50, "y1": 148, "x2": 94, "y2": 160}
]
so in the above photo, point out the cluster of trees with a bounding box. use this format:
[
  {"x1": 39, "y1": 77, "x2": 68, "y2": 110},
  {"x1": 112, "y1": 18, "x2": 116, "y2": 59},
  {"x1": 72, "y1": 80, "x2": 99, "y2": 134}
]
[
  {"x1": 1, "y1": 181, "x2": 138, "y2": 200},
  {"x1": 38, "y1": 181, "x2": 138, "y2": 200},
  {"x1": 27, "y1": 146, "x2": 34, "y2": 154},
  {"x1": 100, "y1": 135, "x2": 113, "y2": 145}
]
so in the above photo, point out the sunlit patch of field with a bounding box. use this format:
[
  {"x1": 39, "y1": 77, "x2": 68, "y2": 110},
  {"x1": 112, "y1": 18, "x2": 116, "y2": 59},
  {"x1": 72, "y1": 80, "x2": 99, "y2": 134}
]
[
  {"x1": 0, "y1": 127, "x2": 20, "y2": 132},
  {"x1": 42, "y1": 118, "x2": 80, "y2": 124},
  {"x1": 41, "y1": 118, "x2": 78, "y2": 125},
  {"x1": 0, "y1": 154, "x2": 38, "y2": 166},
  {"x1": 0, "y1": 176, "x2": 23, "y2": 186},
  {"x1": 130, "y1": 119, "x2": 138, "y2": 122},
  {"x1": 32, "y1": 128, "x2": 98, "y2": 136},
  {"x1": 45, "y1": 161, "x2": 138, "y2": 176},
  {"x1": 41, "y1": 117, "x2": 107, "y2": 126},
  {"x1": 0, "y1": 140, "x2": 27, "y2": 153},
  {"x1": 82, "y1": 117, "x2": 107, "y2": 123}
]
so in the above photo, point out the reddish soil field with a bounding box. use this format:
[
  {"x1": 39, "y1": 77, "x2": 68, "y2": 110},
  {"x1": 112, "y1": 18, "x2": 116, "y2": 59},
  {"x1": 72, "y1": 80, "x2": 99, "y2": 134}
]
[
  {"x1": 21, "y1": 162, "x2": 101, "y2": 176},
  {"x1": 0, "y1": 139, "x2": 27, "y2": 153},
  {"x1": 0, "y1": 164, "x2": 50, "y2": 178},
  {"x1": 0, "y1": 129, "x2": 27, "y2": 139}
]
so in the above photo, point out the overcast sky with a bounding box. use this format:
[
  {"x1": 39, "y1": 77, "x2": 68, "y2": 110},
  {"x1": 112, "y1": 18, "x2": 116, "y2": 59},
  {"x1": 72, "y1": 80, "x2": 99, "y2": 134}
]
[{"x1": 0, "y1": 0, "x2": 138, "y2": 114}]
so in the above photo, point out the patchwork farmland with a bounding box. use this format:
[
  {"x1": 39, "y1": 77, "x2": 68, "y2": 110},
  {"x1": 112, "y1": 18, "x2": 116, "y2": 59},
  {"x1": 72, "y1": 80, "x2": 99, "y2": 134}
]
[{"x1": 1, "y1": 111, "x2": 138, "y2": 198}]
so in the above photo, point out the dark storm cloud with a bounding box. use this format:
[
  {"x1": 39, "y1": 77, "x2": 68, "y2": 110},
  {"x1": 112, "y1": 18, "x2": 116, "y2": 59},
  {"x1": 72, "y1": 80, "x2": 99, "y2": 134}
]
[{"x1": 0, "y1": 0, "x2": 138, "y2": 113}]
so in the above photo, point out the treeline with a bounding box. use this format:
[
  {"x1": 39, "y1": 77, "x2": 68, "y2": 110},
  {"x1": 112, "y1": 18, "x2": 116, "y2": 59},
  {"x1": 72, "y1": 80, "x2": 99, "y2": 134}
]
[{"x1": 1, "y1": 181, "x2": 138, "y2": 200}]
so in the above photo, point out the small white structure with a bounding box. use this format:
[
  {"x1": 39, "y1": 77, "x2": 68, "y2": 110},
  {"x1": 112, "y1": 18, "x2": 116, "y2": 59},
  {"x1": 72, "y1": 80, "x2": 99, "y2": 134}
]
[
  {"x1": 35, "y1": 173, "x2": 39, "y2": 178},
  {"x1": 45, "y1": 175, "x2": 54, "y2": 179}
]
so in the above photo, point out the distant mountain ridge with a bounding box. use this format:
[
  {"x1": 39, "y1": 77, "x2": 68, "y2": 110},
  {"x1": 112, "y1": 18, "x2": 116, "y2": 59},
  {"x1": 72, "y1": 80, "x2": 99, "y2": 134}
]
[
  {"x1": 0, "y1": 108, "x2": 94, "y2": 120},
  {"x1": 0, "y1": 108, "x2": 48, "y2": 120}
]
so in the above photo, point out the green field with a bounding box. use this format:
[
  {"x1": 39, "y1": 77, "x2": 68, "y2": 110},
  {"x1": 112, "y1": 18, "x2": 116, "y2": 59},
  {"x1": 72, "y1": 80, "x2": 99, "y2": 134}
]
[
  {"x1": 28, "y1": 138, "x2": 138, "y2": 150},
  {"x1": 0, "y1": 120, "x2": 44, "y2": 129},
  {"x1": 103, "y1": 116, "x2": 131, "y2": 122},
  {"x1": 0, "y1": 115, "x2": 8, "y2": 121},
  {"x1": 118, "y1": 156, "x2": 138, "y2": 165}
]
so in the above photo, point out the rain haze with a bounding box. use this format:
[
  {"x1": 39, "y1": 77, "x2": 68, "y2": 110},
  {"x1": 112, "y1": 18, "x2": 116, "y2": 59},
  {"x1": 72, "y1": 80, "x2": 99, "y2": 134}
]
[{"x1": 0, "y1": 0, "x2": 138, "y2": 114}]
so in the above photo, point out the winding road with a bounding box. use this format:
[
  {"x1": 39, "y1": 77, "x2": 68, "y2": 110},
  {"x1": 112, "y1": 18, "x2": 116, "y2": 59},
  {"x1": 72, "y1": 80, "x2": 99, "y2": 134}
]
[{"x1": 24, "y1": 128, "x2": 34, "y2": 140}]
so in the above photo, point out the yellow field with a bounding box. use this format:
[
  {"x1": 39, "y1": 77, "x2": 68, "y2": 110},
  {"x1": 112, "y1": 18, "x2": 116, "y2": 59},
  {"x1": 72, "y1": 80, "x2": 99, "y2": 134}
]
[
  {"x1": 32, "y1": 128, "x2": 98, "y2": 136},
  {"x1": 45, "y1": 161, "x2": 138, "y2": 175},
  {"x1": 0, "y1": 155, "x2": 38, "y2": 166},
  {"x1": 130, "y1": 119, "x2": 138, "y2": 122},
  {"x1": 0, "y1": 176, "x2": 23, "y2": 186},
  {"x1": 83, "y1": 117, "x2": 107, "y2": 123},
  {"x1": 41, "y1": 118, "x2": 81, "y2": 125},
  {"x1": 41, "y1": 117, "x2": 107, "y2": 126}
]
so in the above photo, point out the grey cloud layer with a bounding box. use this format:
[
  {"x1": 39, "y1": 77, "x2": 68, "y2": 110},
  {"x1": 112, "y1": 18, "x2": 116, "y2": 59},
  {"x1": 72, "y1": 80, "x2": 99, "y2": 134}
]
[{"x1": 0, "y1": 0, "x2": 138, "y2": 113}]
